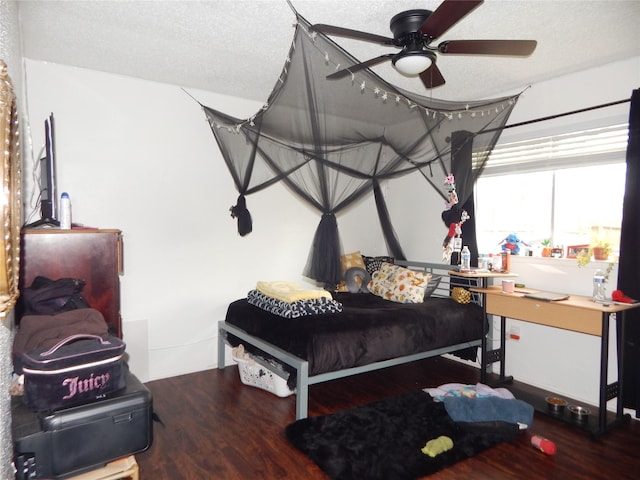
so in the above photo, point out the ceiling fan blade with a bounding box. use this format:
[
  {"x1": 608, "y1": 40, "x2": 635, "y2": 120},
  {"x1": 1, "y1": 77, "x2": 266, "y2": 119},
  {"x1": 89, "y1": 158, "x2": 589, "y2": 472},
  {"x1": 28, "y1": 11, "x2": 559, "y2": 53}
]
[
  {"x1": 419, "y1": 0, "x2": 484, "y2": 40},
  {"x1": 311, "y1": 24, "x2": 394, "y2": 46},
  {"x1": 438, "y1": 39, "x2": 537, "y2": 56},
  {"x1": 419, "y1": 63, "x2": 446, "y2": 89},
  {"x1": 327, "y1": 54, "x2": 395, "y2": 79}
]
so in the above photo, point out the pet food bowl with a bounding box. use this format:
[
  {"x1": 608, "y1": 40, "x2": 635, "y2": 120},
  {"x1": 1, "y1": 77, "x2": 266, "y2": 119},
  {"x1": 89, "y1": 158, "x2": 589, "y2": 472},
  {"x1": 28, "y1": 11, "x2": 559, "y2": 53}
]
[
  {"x1": 545, "y1": 396, "x2": 568, "y2": 414},
  {"x1": 568, "y1": 405, "x2": 590, "y2": 422}
]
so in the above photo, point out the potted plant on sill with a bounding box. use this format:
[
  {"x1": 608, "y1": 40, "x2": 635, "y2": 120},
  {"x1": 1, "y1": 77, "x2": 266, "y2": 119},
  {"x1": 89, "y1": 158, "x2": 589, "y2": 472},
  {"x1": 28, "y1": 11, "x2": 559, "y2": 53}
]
[
  {"x1": 576, "y1": 241, "x2": 616, "y2": 288},
  {"x1": 540, "y1": 239, "x2": 552, "y2": 257},
  {"x1": 591, "y1": 240, "x2": 612, "y2": 261}
]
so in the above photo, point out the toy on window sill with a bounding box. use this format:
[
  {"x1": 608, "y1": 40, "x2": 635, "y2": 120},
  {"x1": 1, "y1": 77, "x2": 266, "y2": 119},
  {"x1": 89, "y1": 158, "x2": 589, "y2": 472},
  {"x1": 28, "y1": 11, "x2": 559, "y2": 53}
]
[{"x1": 499, "y1": 233, "x2": 530, "y2": 255}]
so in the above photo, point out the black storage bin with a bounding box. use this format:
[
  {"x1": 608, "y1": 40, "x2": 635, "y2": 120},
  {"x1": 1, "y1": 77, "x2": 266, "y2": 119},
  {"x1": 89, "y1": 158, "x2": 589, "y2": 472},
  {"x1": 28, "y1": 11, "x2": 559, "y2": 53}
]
[{"x1": 12, "y1": 370, "x2": 153, "y2": 479}]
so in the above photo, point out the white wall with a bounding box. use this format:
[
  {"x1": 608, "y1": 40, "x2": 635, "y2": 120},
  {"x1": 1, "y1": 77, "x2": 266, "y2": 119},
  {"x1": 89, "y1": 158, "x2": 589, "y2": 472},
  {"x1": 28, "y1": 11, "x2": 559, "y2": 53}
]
[
  {"x1": 22, "y1": 54, "x2": 640, "y2": 411},
  {"x1": 21, "y1": 60, "x2": 399, "y2": 382},
  {"x1": 499, "y1": 57, "x2": 639, "y2": 141}
]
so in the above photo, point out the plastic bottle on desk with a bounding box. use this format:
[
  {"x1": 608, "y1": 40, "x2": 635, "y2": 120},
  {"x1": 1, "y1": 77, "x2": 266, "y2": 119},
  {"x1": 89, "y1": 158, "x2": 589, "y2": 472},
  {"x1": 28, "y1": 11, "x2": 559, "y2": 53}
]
[
  {"x1": 501, "y1": 251, "x2": 511, "y2": 273},
  {"x1": 460, "y1": 246, "x2": 471, "y2": 272},
  {"x1": 59, "y1": 192, "x2": 71, "y2": 229},
  {"x1": 492, "y1": 253, "x2": 502, "y2": 272},
  {"x1": 593, "y1": 269, "x2": 606, "y2": 302}
]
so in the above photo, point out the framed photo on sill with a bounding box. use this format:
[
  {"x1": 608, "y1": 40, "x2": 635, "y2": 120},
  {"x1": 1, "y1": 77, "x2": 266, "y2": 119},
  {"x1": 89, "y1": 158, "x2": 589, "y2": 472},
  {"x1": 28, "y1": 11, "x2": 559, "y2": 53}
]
[{"x1": 566, "y1": 244, "x2": 589, "y2": 259}]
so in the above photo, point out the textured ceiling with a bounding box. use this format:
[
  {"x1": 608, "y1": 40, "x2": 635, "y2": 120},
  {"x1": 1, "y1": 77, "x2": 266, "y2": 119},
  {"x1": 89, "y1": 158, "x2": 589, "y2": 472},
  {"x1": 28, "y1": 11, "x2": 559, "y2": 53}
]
[{"x1": 17, "y1": 0, "x2": 640, "y2": 103}]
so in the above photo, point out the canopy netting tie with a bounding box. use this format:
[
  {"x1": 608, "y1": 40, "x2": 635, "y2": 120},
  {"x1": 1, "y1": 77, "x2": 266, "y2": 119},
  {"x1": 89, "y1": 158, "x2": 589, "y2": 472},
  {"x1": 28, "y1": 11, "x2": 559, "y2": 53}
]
[{"x1": 230, "y1": 195, "x2": 252, "y2": 237}]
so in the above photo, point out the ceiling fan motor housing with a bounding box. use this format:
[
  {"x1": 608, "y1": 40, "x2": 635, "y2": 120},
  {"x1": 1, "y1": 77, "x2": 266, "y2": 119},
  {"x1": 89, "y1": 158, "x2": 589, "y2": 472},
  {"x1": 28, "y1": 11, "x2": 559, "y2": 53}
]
[{"x1": 390, "y1": 9, "x2": 433, "y2": 42}]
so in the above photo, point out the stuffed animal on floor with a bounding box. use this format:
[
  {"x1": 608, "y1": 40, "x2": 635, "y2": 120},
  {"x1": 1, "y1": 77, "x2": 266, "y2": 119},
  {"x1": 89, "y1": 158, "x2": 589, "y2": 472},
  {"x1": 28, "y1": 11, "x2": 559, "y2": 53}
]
[{"x1": 421, "y1": 436, "x2": 454, "y2": 457}]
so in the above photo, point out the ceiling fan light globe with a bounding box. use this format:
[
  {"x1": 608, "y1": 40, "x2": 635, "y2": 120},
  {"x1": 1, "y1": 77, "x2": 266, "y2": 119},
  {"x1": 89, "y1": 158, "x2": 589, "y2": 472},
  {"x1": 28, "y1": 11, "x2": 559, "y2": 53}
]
[{"x1": 393, "y1": 53, "x2": 432, "y2": 76}]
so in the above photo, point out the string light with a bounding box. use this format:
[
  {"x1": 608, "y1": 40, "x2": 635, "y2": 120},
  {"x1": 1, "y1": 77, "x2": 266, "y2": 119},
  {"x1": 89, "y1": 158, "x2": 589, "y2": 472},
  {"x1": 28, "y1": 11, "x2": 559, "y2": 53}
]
[{"x1": 207, "y1": 21, "x2": 522, "y2": 134}]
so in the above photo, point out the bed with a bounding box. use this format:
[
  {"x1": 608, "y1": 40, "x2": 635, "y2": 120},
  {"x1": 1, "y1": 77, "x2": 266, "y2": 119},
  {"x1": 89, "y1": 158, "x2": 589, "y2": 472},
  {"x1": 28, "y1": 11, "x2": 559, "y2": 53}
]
[{"x1": 217, "y1": 261, "x2": 485, "y2": 419}]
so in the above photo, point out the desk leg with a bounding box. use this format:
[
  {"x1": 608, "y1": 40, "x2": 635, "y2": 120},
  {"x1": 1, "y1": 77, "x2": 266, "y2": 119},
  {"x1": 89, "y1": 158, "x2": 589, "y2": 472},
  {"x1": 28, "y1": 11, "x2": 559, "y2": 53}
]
[
  {"x1": 480, "y1": 303, "x2": 512, "y2": 385},
  {"x1": 595, "y1": 311, "x2": 630, "y2": 438},
  {"x1": 617, "y1": 311, "x2": 626, "y2": 421},
  {"x1": 598, "y1": 312, "x2": 610, "y2": 436},
  {"x1": 500, "y1": 315, "x2": 507, "y2": 380},
  {"x1": 481, "y1": 306, "x2": 488, "y2": 383},
  {"x1": 594, "y1": 311, "x2": 630, "y2": 438}
]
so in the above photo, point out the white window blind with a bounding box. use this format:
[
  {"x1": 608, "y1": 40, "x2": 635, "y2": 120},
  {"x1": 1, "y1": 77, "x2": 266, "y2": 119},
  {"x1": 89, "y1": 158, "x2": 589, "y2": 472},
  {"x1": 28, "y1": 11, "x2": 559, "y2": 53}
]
[{"x1": 475, "y1": 123, "x2": 629, "y2": 176}]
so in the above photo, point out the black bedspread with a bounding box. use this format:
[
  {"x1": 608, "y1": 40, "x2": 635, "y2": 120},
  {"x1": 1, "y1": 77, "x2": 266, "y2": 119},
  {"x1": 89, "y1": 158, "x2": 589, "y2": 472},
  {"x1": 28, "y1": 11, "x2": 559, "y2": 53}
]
[{"x1": 225, "y1": 292, "x2": 484, "y2": 378}]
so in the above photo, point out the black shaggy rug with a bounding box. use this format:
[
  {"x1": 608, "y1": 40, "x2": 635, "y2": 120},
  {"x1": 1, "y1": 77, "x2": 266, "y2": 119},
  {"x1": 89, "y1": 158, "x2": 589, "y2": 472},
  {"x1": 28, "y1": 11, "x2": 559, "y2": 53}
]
[{"x1": 285, "y1": 391, "x2": 521, "y2": 480}]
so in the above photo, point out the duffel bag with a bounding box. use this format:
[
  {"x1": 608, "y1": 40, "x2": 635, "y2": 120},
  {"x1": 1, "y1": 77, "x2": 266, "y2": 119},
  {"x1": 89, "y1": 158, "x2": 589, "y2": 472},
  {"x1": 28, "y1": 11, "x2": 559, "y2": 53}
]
[{"x1": 22, "y1": 334, "x2": 126, "y2": 412}]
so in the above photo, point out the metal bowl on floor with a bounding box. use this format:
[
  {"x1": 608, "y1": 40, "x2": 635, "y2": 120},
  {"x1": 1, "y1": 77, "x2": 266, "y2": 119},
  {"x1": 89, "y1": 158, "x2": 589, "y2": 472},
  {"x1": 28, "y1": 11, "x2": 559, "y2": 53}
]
[
  {"x1": 545, "y1": 396, "x2": 567, "y2": 414},
  {"x1": 568, "y1": 405, "x2": 590, "y2": 422}
]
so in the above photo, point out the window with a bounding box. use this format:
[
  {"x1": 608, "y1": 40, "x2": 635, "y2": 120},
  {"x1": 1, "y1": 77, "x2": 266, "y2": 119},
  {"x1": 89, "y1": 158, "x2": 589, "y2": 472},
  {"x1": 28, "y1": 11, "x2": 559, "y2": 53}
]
[{"x1": 474, "y1": 124, "x2": 628, "y2": 257}]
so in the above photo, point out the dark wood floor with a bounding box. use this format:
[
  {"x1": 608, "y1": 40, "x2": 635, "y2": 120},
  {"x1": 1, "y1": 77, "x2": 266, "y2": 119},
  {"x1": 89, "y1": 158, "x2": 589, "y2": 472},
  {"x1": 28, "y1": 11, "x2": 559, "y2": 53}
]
[{"x1": 136, "y1": 356, "x2": 640, "y2": 479}]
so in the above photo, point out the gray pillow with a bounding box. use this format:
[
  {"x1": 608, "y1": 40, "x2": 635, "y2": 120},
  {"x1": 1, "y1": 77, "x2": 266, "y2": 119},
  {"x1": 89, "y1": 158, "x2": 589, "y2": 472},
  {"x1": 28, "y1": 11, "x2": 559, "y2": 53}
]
[{"x1": 344, "y1": 267, "x2": 371, "y2": 293}]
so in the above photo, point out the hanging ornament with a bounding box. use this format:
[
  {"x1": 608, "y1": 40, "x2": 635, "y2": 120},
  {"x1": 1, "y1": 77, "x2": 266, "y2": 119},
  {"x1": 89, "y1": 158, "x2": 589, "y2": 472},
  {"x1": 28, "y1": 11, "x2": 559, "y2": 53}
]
[
  {"x1": 442, "y1": 209, "x2": 470, "y2": 263},
  {"x1": 443, "y1": 174, "x2": 459, "y2": 210}
]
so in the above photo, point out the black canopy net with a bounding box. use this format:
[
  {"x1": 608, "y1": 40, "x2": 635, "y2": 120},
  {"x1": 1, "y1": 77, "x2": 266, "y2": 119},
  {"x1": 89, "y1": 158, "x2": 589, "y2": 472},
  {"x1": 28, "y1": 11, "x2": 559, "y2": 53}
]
[{"x1": 199, "y1": 5, "x2": 520, "y2": 287}]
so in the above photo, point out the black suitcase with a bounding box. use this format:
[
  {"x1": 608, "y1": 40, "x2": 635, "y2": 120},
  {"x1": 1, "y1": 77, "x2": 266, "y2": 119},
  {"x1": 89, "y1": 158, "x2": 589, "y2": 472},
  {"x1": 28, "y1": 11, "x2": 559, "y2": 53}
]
[{"x1": 12, "y1": 370, "x2": 153, "y2": 479}]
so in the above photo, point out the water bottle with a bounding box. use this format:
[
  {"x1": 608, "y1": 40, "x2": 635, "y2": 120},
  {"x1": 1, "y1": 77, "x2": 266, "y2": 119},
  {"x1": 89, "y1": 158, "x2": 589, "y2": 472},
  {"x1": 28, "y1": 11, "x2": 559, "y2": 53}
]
[
  {"x1": 59, "y1": 192, "x2": 71, "y2": 229},
  {"x1": 492, "y1": 252, "x2": 502, "y2": 272},
  {"x1": 461, "y1": 246, "x2": 471, "y2": 272},
  {"x1": 592, "y1": 269, "x2": 606, "y2": 302}
]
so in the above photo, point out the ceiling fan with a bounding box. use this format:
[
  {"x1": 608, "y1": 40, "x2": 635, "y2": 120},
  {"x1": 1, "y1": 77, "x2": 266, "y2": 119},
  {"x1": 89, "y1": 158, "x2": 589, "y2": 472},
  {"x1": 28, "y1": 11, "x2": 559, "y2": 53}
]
[{"x1": 311, "y1": 0, "x2": 537, "y2": 89}]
